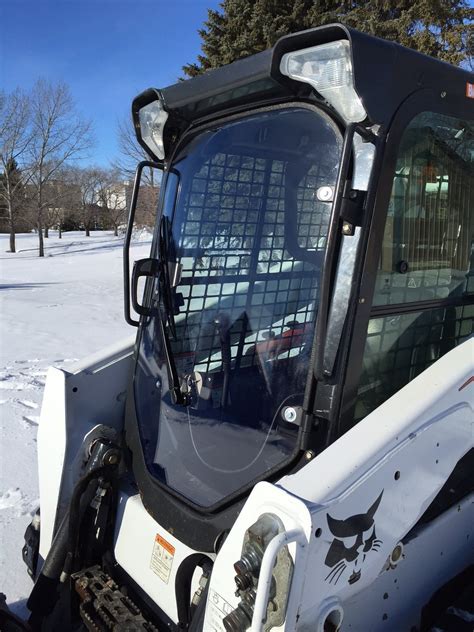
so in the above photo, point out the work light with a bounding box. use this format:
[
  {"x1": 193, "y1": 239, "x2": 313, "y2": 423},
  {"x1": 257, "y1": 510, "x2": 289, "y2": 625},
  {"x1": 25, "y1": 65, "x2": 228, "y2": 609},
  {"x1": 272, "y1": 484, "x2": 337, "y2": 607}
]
[
  {"x1": 132, "y1": 89, "x2": 169, "y2": 161},
  {"x1": 280, "y1": 40, "x2": 366, "y2": 123}
]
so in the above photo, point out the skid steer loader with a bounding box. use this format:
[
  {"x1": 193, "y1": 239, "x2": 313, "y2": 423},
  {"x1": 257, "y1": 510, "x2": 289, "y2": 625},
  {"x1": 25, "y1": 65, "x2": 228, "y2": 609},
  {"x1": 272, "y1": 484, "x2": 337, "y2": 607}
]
[{"x1": 4, "y1": 23, "x2": 474, "y2": 632}]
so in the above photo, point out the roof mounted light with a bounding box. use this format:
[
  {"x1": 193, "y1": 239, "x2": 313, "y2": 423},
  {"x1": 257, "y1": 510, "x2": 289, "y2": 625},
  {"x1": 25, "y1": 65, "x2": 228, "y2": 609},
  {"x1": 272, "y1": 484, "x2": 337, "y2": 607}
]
[
  {"x1": 280, "y1": 39, "x2": 366, "y2": 123},
  {"x1": 132, "y1": 89, "x2": 169, "y2": 161}
]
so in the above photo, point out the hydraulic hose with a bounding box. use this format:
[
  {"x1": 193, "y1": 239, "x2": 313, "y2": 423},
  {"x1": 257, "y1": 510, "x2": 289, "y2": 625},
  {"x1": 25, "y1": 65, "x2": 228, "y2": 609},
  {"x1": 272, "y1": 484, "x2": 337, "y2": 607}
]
[
  {"x1": 27, "y1": 464, "x2": 113, "y2": 620},
  {"x1": 62, "y1": 466, "x2": 111, "y2": 579},
  {"x1": 43, "y1": 466, "x2": 110, "y2": 580},
  {"x1": 175, "y1": 554, "x2": 213, "y2": 630}
]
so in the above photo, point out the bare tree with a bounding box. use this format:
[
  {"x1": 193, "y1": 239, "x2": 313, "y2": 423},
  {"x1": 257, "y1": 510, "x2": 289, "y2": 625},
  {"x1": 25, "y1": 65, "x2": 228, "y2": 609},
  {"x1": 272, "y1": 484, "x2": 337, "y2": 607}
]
[
  {"x1": 135, "y1": 183, "x2": 159, "y2": 229},
  {"x1": 113, "y1": 117, "x2": 147, "y2": 180},
  {"x1": 0, "y1": 88, "x2": 32, "y2": 252},
  {"x1": 74, "y1": 166, "x2": 103, "y2": 236},
  {"x1": 27, "y1": 79, "x2": 94, "y2": 256},
  {"x1": 43, "y1": 166, "x2": 82, "y2": 238},
  {"x1": 96, "y1": 168, "x2": 128, "y2": 236},
  {"x1": 112, "y1": 116, "x2": 160, "y2": 188}
]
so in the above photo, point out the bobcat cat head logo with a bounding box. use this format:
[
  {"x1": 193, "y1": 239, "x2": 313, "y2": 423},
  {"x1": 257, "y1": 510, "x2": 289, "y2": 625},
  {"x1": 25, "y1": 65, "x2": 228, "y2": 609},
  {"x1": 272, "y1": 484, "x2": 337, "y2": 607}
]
[{"x1": 324, "y1": 491, "x2": 383, "y2": 585}]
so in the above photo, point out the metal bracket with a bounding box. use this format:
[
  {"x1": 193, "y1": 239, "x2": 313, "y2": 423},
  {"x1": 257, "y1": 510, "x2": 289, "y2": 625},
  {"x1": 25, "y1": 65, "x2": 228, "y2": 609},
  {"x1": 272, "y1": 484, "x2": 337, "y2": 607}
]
[{"x1": 340, "y1": 183, "x2": 365, "y2": 233}]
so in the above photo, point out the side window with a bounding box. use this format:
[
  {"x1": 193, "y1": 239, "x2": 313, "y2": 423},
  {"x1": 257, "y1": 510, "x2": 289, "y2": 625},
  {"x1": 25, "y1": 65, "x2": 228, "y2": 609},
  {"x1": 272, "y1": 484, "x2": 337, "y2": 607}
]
[
  {"x1": 375, "y1": 112, "x2": 474, "y2": 305},
  {"x1": 355, "y1": 112, "x2": 474, "y2": 422}
]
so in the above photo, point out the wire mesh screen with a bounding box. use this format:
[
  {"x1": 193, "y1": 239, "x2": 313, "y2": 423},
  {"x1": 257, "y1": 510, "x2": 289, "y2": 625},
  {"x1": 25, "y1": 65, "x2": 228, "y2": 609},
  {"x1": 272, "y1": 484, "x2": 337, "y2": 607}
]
[
  {"x1": 355, "y1": 303, "x2": 474, "y2": 422},
  {"x1": 171, "y1": 151, "x2": 333, "y2": 376},
  {"x1": 355, "y1": 112, "x2": 473, "y2": 424},
  {"x1": 134, "y1": 107, "x2": 343, "y2": 507},
  {"x1": 375, "y1": 113, "x2": 474, "y2": 305}
]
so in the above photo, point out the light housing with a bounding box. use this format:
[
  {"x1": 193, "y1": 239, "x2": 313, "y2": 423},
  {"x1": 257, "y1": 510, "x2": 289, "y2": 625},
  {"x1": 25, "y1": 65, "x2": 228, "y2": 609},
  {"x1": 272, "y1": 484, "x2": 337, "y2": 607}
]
[
  {"x1": 132, "y1": 89, "x2": 169, "y2": 162},
  {"x1": 280, "y1": 39, "x2": 366, "y2": 123}
]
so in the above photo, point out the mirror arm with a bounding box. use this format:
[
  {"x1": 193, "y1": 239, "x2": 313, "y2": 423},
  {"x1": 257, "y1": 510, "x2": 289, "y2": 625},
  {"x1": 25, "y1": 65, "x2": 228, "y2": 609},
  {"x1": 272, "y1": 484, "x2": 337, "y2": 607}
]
[{"x1": 124, "y1": 160, "x2": 162, "y2": 327}]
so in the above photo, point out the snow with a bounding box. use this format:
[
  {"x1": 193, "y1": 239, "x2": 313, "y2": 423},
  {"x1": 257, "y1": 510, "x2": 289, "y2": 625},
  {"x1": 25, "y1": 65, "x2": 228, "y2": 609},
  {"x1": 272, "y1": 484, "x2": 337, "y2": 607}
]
[{"x1": 0, "y1": 230, "x2": 151, "y2": 615}]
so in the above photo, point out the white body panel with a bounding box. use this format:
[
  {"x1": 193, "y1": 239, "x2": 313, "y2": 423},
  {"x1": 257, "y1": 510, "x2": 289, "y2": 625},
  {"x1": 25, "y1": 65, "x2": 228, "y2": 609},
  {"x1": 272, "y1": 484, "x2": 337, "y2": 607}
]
[
  {"x1": 36, "y1": 330, "x2": 473, "y2": 630},
  {"x1": 204, "y1": 339, "x2": 474, "y2": 631},
  {"x1": 37, "y1": 336, "x2": 135, "y2": 560},
  {"x1": 114, "y1": 488, "x2": 207, "y2": 623},
  {"x1": 203, "y1": 483, "x2": 312, "y2": 632},
  {"x1": 342, "y1": 493, "x2": 473, "y2": 631}
]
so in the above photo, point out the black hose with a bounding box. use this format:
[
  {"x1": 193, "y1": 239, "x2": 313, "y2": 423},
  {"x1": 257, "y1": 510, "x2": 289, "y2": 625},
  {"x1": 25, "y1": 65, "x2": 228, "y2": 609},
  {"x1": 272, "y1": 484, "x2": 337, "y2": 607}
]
[
  {"x1": 27, "y1": 465, "x2": 111, "y2": 619},
  {"x1": 63, "y1": 466, "x2": 111, "y2": 577},
  {"x1": 40, "y1": 511, "x2": 69, "y2": 580},
  {"x1": 175, "y1": 554, "x2": 213, "y2": 630}
]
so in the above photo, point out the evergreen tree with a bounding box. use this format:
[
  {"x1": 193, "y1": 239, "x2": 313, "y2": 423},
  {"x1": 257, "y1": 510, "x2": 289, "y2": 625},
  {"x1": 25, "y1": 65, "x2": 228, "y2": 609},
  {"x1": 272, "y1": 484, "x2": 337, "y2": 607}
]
[{"x1": 183, "y1": 0, "x2": 473, "y2": 77}]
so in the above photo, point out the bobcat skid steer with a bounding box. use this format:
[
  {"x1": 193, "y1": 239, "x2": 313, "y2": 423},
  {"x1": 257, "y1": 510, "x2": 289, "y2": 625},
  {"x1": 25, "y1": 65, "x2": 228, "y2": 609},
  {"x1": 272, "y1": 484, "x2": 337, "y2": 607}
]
[{"x1": 6, "y1": 24, "x2": 474, "y2": 632}]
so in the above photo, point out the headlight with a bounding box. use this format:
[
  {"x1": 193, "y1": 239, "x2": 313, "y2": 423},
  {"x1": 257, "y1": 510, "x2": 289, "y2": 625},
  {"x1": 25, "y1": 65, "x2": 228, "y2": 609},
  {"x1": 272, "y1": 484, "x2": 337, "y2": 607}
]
[
  {"x1": 132, "y1": 90, "x2": 169, "y2": 161},
  {"x1": 280, "y1": 39, "x2": 366, "y2": 123}
]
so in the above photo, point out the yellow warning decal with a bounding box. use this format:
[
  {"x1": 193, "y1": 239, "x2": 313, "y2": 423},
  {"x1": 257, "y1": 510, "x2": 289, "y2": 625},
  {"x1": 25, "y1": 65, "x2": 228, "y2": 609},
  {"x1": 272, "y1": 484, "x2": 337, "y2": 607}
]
[{"x1": 150, "y1": 533, "x2": 175, "y2": 583}]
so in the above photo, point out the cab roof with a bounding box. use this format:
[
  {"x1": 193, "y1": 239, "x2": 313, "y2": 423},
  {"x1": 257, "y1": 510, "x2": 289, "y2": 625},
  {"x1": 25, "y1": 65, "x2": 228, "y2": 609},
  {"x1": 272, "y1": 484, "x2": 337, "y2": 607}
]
[{"x1": 157, "y1": 23, "x2": 473, "y2": 129}]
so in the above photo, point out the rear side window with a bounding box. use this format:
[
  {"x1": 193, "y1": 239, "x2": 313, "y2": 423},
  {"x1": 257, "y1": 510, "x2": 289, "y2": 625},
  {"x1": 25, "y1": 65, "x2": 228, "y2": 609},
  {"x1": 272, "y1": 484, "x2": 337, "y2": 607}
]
[
  {"x1": 374, "y1": 112, "x2": 474, "y2": 306},
  {"x1": 355, "y1": 112, "x2": 474, "y2": 422},
  {"x1": 355, "y1": 304, "x2": 473, "y2": 422}
]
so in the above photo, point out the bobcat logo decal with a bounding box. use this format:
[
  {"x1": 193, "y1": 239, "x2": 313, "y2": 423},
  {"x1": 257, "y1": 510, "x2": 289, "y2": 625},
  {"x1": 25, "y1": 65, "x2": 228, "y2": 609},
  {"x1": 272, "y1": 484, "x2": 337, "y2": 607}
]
[{"x1": 324, "y1": 491, "x2": 383, "y2": 586}]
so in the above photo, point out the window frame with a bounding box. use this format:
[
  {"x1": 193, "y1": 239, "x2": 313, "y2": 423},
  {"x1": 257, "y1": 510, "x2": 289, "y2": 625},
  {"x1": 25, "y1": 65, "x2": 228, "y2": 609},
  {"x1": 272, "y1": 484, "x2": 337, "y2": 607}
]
[
  {"x1": 337, "y1": 88, "x2": 474, "y2": 439},
  {"x1": 125, "y1": 98, "x2": 350, "y2": 549}
]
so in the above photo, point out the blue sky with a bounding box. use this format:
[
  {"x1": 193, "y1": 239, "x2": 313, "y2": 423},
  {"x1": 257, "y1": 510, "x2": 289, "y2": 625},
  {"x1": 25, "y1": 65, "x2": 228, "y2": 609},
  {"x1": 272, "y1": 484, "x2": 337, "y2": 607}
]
[
  {"x1": 1, "y1": 0, "x2": 473, "y2": 166},
  {"x1": 0, "y1": 0, "x2": 221, "y2": 165}
]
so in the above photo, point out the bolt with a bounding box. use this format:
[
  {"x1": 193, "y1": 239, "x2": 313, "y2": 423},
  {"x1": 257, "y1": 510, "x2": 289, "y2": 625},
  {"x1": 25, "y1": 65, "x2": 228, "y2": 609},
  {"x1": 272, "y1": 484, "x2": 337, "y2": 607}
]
[
  {"x1": 440, "y1": 91, "x2": 446, "y2": 98},
  {"x1": 104, "y1": 451, "x2": 120, "y2": 466},
  {"x1": 305, "y1": 450, "x2": 315, "y2": 461},
  {"x1": 390, "y1": 543, "x2": 404, "y2": 565},
  {"x1": 316, "y1": 186, "x2": 333, "y2": 202},
  {"x1": 283, "y1": 406, "x2": 297, "y2": 423},
  {"x1": 342, "y1": 222, "x2": 353, "y2": 235}
]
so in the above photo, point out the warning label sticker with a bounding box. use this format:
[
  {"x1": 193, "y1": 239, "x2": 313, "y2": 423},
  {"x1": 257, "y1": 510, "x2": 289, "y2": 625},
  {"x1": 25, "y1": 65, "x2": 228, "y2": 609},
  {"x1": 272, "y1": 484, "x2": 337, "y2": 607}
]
[
  {"x1": 206, "y1": 590, "x2": 234, "y2": 631},
  {"x1": 150, "y1": 533, "x2": 175, "y2": 584},
  {"x1": 466, "y1": 82, "x2": 474, "y2": 99}
]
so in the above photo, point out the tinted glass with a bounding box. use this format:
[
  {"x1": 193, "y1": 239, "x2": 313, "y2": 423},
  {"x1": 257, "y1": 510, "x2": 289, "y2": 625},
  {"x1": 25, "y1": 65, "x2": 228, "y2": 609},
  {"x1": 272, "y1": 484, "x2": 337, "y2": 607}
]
[
  {"x1": 374, "y1": 113, "x2": 474, "y2": 305},
  {"x1": 355, "y1": 111, "x2": 474, "y2": 423},
  {"x1": 354, "y1": 304, "x2": 474, "y2": 422},
  {"x1": 134, "y1": 107, "x2": 342, "y2": 507}
]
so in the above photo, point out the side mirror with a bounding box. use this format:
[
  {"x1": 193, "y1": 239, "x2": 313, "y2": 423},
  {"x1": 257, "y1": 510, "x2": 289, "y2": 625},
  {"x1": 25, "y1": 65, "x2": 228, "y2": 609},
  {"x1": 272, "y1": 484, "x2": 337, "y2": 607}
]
[{"x1": 131, "y1": 258, "x2": 160, "y2": 317}]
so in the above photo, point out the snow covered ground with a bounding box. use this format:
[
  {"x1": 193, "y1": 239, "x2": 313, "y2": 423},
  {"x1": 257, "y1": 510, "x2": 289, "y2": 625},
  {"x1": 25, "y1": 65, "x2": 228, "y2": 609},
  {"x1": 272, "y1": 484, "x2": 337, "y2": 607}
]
[{"x1": 0, "y1": 230, "x2": 151, "y2": 615}]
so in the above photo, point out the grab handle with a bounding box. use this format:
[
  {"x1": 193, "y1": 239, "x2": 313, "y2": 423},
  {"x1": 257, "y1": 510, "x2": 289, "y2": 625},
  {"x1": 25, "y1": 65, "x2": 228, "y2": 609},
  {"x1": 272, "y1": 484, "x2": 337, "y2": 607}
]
[{"x1": 250, "y1": 529, "x2": 306, "y2": 631}]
